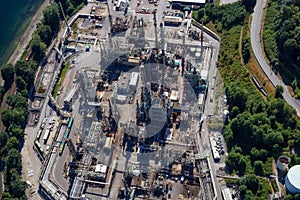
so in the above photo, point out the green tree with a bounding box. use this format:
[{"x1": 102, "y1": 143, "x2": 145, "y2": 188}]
[
  {"x1": 240, "y1": 174, "x2": 260, "y2": 194},
  {"x1": 0, "y1": 131, "x2": 8, "y2": 155},
  {"x1": 7, "y1": 124, "x2": 24, "y2": 139},
  {"x1": 37, "y1": 24, "x2": 52, "y2": 45},
  {"x1": 241, "y1": 0, "x2": 257, "y2": 12},
  {"x1": 291, "y1": 78, "x2": 298, "y2": 91},
  {"x1": 253, "y1": 160, "x2": 264, "y2": 176},
  {"x1": 20, "y1": 89, "x2": 29, "y2": 98},
  {"x1": 15, "y1": 60, "x2": 35, "y2": 82},
  {"x1": 285, "y1": 194, "x2": 300, "y2": 200},
  {"x1": 1, "y1": 191, "x2": 12, "y2": 199},
  {"x1": 0, "y1": 131, "x2": 8, "y2": 149},
  {"x1": 230, "y1": 106, "x2": 240, "y2": 119},
  {"x1": 1, "y1": 64, "x2": 15, "y2": 88},
  {"x1": 10, "y1": 179, "x2": 26, "y2": 199},
  {"x1": 6, "y1": 137, "x2": 19, "y2": 150},
  {"x1": 16, "y1": 76, "x2": 27, "y2": 91},
  {"x1": 275, "y1": 85, "x2": 284, "y2": 98},
  {"x1": 244, "y1": 190, "x2": 256, "y2": 200},
  {"x1": 6, "y1": 168, "x2": 19, "y2": 184},
  {"x1": 55, "y1": 0, "x2": 85, "y2": 16},
  {"x1": 284, "y1": 38, "x2": 298, "y2": 50},
  {"x1": 237, "y1": 156, "x2": 247, "y2": 176},
  {"x1": 290, "y1": 153, "x2": 300, "y2": 167},
  {"x1": 1, "y1": 108, "x2": 26, "y2": 127},
  {"x1": 43, "y1": 3, "x2": 60, "y2": 32},
  {"x1": 268, "y1": 98, "x2": 296, "y2": 125},
  {"x1": 31, "y1": 35, "x2": 47, "y2": 61},
  {"x1": 239, "y1": 184, "x2": 248, "y2": 197},
  {"x1": 5, "y1": 149, "x2": 21, "y2": 169},
  {"x1": 225, "y1": 148, "x2": 248, "y2": 175},
  {"x1": 264, "y1": 131, "x2": 284, "y2": 147},
  {"x1": 242, "y1": 37, "x2": 251, "y2": 63},
  {"x1": 7, "y1": 93, "x2": 28, "y2": 108},
  {"x1": 226, "y1": 83, "x2": 248, "y2": 111},
  {"x1": 250, "y1": 148, "x2": 269, "y2": 162}
]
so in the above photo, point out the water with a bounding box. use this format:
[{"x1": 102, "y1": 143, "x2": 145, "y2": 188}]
[{"x1": 0, "y1": 0, "x2": 43, "y2": 67}]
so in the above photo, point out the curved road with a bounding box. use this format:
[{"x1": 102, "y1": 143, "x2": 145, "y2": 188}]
[{"x1": 250, "y1": 0, "x2": 300, "y2": 116}]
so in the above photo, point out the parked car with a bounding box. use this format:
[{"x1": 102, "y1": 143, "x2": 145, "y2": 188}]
[
  {"x1": 166, "y1": 1, "x2": 171, "y2": 8},
  {"x1": 46, "y1": 144, "x2": 50, "y2": 153},
  {"x1": 49, "y1": 118, "x2": 56, "y2": 124},
  {"x1": 40, "y1": 123, "x2": 45, "y2": 129},
  {"x1": 42, "y1": 117, "x2": 48, "y2": 124}
]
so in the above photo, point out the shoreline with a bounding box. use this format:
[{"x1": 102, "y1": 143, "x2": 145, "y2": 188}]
[{"x1": 6, "y1": 0, "x2": 50, "y2": 66}]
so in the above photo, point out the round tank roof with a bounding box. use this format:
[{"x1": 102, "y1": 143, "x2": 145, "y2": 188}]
[{"x1": 286, "y1": 165, "x2": 300, "y2": 193}]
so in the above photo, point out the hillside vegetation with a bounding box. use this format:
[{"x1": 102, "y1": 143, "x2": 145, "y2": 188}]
[
  {"x1": 194, "y1": 1, "x2": 300, "y2": 199},
  {"x1": 263, "y1": 0, "x2": 300, "y2": 95}
]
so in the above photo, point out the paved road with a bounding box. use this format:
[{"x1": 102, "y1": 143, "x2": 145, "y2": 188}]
[
  {"x1": 53, "y1": 144, "x2": 69, "y2": 191},
  {"x1": 250, "y1": 0, "x2": 300, "y2": 116}
]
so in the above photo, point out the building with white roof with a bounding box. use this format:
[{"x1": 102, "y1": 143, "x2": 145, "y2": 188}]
[
  {"x1": 129, "y1": 72, "x2": 139, "y2": 91},
  {"x1": 170, "y1": 90, "x2": 179, "y2": 102},
  {"x1": 201, "y1": 69, "x2": 208, "y2": 82},
  {"x1": 95, "y1": 164, "x2": 108, "y2": 174},
  {"x1": 170, "y1": 0, "x2": 206, "y2": 6}
]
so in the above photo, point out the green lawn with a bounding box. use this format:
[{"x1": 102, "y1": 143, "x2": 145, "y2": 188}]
[{"x1": 52, "y1": 61, "x2": 70, "y2": 98}]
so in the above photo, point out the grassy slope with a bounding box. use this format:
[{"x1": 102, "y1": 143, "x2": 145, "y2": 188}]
[{"x1": 52, "y1": 61, "x2": 70, "y2": 98}]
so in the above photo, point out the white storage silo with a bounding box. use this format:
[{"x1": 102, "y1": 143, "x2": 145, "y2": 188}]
[
  {"x1": 277, "y1": 156, "x2": 290, "y2": 172},
  {"x1": 285, "y1": 165, "x2": 300, "y2": 194}
]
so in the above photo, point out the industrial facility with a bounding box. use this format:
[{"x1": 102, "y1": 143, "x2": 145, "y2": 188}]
[{"x1": 24, "y1": 0, "x2": 224, "y2": 199}]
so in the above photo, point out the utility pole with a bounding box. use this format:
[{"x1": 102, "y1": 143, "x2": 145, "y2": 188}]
[
  {"x1": 107, "y1": 3, "x2": 113, "y2": 34},
  {"x1": 59, "y1": 1, "x2": 70, "y2": 35},
  {"x1": 153, "y1": 10, "x2": 158, "y2": 49},
  {"x1": 181, "y1": 28, "x2": 186, "y2": 76},
  {"x1": 160, "y1": 23, "x2": 166, "y2": 94},
  {"x1": 201, "y1": 21, "x2": 204, "y2": 46}
]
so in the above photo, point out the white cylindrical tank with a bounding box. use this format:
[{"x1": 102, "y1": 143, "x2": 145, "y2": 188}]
[
  {"x1": 285, "y1": 165, "x2": 300, "y2": 194},
  {"x1": 277, "y1": 156, "x2": 290, "y2": 172}
]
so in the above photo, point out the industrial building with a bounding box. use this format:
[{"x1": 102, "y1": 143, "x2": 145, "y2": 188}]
[
  {"x1": 285, "y1": 165, "x2": 300, "y2": 194},
  {"x1": 170, "y1": 0, "x2": 206, "y2": 6},
  {"x1": 31, "y1": 0, "x2": 221, "y2": 198},
  {"x1": 164, "y1": 16, "x2": 183, "y2": 25},
  {"x1": 209, "y1": 136, "x2": 220, "y2": 162}
]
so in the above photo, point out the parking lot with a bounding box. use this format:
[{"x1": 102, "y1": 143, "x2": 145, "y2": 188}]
[{"x1": 33, "y1": 116, "x2": 59, "y2": 159}]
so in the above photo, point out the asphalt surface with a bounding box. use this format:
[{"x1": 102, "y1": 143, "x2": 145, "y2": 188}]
[
  {"x1": 22, "y1": 49, "x2": 61, "y2": 199},
  {"x1": 250, "y1": 0, "x2": 300, "y2": 116}
]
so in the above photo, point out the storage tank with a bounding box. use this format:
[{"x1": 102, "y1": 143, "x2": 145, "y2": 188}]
[
  {"x1": 277, "y1": 156, "x2": 290, "y2": 172},
  {"x1": 285, "y1": 165, "x2": 300, "y2": 194}
]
